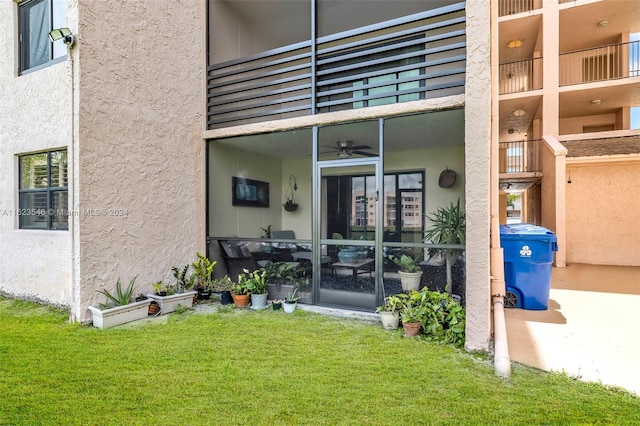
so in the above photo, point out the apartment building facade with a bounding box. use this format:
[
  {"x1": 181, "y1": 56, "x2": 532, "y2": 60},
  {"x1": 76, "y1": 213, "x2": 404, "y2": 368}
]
[
  {"x1": 1, "y1": 0, "x2": 494, "y2": 351},
  {"x1": 497, "y1": 0, "x2": 640, "y2": 267}
]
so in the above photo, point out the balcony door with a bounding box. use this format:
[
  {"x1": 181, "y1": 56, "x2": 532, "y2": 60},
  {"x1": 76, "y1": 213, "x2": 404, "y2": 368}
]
[{"x1": 315, "y1": 159, "x2": 383, "y2": 310}]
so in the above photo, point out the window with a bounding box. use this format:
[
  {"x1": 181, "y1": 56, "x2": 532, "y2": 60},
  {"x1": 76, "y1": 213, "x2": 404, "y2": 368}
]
[
  {"x1": 19, "y1": 150, "x2": 68, "y2": 230},
  {"x1": 18, "y1": 0, "x2": 67, "y2": 74}
]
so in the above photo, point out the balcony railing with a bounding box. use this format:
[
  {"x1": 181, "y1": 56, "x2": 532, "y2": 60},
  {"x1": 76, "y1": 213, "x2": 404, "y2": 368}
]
[
  {"x1": 498, "y1": 0, "x2": 541, "y2": 17},
  {"x1": 498, "y1": 58, "x2": 543, "y2": 94},
  {"x1": 207, "y1": 2, "x2": 466, "y2": 129},
  {"x1": 560, "y1": 40, "x2": 640, "y2": 86},
  {"x1": 499, "y1": 139, "x2": 542, "y2": 173}
]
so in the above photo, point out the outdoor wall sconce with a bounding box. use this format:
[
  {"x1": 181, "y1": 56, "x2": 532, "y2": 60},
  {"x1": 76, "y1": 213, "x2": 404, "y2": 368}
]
[
  {"x1": 283, "y1": 175, "x2": 298, "y2": 212},
  {"x1": 48, "y1": 27, "x2": 75, "y2": 46}
]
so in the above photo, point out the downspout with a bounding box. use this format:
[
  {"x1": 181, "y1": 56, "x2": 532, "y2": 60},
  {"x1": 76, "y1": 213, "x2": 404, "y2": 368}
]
[{"x1": 490, "y1": 0, "x2": 511, "y2": 378}]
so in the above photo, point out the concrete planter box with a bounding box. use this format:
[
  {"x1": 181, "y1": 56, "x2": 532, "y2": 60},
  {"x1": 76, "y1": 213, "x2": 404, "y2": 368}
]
[
  {"x1": 146, "y1": 291, "x2": 197, "y2": 314},
  {"x1": 88, "y1": 299, "x2": 151, "y2": 329}
]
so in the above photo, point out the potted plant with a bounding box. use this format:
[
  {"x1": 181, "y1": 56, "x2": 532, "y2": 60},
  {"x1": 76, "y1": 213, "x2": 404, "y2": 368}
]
[
  {"x1": 146, "y1": 265, "x2": 198, "y2": 315},
  {"x1": 375, "y1": 294, "x2": 403, "y2": 330},
  {"x1": 211, "y1": 275, "x2": 234, "y2": 305},
  {"x1": 283, "y1": 288, "x2": 300, "y2": 313},
  {"x1": 423, "y1": 199, "x2": 466, "y2": 296},
  {"x1": 191, "y1": 252, "x2": 217, "y2": 300},
  {"x1": 388, "y1": 253, "x2": 423, "y2": 292},
  {"x1": 264, "y1": 261, "x2": 309, "y2": 302},
  {"x1": 272, "y1": 299, "x2": 283, "y2": 310},
  {"x1": 230, "y1": 281, "x2": 250, "y2": 308},
  {"x1": 282, "y1": 174, "x2": 298, "y2": 212},
  {"x1": 239, "y1": 268, "x2": 268, "y2": 310},
  {"x1": 87, "y1": 277, "x2": 151, "y2": 329},
  {"x1": 151, "y1": 280, "x2": 168, "y2": 296},
  {"x1": 400, "y1": 304, "x2": 424, "y2": 337}
]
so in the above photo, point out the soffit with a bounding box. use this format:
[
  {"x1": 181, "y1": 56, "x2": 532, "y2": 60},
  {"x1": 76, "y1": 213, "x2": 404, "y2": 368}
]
[
  {"x1": 212, "y1": 109, "x2": 465, "y2": 160},
  {"x1": 499, "y1": 95, "x2": 542, "y2": 137},
  {"x1": 559, "y1": 0, "x2": 640, "y2": 52},
  {"x1": 559, "y1": 80, "x2": 640, "y2": 118},
  {"x1": 499, "y1": 15, "x2": 541, "y2": 63}
]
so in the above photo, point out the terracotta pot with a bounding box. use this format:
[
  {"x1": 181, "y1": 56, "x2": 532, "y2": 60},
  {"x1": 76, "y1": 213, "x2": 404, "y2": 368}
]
[
  {"x1": 402, "y1": 321, "x2": 421, "y2": 337},
  {"x1": 232, "y1": 293, "x2": 250, "y2": 308},
  {"x1": 148, "y1": 301, "x2": 160, "y2": 316}
]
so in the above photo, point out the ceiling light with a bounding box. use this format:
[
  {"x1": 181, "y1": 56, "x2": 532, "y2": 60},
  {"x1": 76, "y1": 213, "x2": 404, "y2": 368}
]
[
  {"x1": 591, "y1": 99, "x2": 602, "y2": 105},
  {"x1": 598, "y1": 20, "x2": 608, "y2": 27},
  {"x1": 513, "y1": 109, "x2": 526, "y2": 117},
  {"x1": 507, "y1": 39, "x2": 523, "y2": 48}
]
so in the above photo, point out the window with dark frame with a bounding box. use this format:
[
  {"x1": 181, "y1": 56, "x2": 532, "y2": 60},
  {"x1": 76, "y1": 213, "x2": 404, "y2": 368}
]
[
  {"x1": 345, "y1": 171, "x2": 424, "y2": 243},
  {"x1": 19, "y1": 150, "x2": 68, "y2": 230},
  {"x1": 18, "y1": 0, "x2": 67, "y2": 74}
]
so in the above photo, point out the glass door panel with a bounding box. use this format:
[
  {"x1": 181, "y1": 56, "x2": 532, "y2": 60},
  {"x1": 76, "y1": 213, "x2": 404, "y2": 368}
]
[{"x1": 318, "y1": 162, "x2": 378, "y2": 310}]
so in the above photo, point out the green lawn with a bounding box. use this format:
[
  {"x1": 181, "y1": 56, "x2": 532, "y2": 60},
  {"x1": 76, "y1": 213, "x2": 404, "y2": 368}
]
[{"x1": 1, "y1": 297, "x2": 638, "y2": 425}]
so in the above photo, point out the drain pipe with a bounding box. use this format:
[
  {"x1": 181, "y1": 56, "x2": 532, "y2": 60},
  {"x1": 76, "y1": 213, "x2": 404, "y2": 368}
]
[{"x1": 490, "y1": 0, "x2": 511, "y2": 378}]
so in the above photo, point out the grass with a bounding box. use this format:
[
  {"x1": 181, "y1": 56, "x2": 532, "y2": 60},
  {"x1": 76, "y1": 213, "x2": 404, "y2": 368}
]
[{"x1": 1, "y1": 297, "x2": 639, "y2": 425}]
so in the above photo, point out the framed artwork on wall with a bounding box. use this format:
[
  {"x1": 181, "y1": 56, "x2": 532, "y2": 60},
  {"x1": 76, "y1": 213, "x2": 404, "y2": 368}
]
[{"x1": 232, "y1": 176, "x2": 269, "y2": 207}]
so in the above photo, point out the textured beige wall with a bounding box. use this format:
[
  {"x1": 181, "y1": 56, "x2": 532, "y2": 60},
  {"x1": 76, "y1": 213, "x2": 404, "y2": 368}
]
[
  {"x1": 540, "y1": 136, "x2": 567, "y2": 267},
  {"x1": 560, "y1": 113, "x2": 618, "y2": 135},
  {"x1": 0, "y1": 2, "x2": 72, "y2": 307},
  {"x1": 566, "y1": 160, "x2": 640, "y2": 266},
  {"x1": 76, "y1": 0, "x2": 206, "y2": 319},
  {"x1": 464, "y1": 0, "x2": 492, "y2": 351}
]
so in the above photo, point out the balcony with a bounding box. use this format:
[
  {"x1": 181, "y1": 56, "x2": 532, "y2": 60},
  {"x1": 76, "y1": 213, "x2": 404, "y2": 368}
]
[
  {"x1": 499, "y1": 139, "x2": 543, "y2": 192},
  {"x1": 498, "y1": 0, "x2": 541, "y2": 17},
  {"x1": 499, "y1": 58, "x2": 543, "y2": 94},
  {"x1": 499, "y1": 139, "x2": 542, "y2": 174},
  {"x1": 560, "y1": 40, "x2": 640, "y2": 87},
  {"x1": 206, "y1": 3, "x2": 466, "y2": 130}
]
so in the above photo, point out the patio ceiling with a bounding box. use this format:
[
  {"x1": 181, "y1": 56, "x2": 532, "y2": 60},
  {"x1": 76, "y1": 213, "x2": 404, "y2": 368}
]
[{"x1": 211, "y1": 108, "x2": 465, "y2": 160}]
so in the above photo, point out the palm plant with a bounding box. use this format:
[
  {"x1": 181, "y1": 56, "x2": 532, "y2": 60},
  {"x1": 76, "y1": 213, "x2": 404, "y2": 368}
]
[{"x1": 423, "y1": 199, "x2": 466, "y2": 295}]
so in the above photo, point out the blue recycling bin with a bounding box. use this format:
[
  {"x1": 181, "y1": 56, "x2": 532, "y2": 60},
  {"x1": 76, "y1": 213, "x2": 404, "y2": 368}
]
[{"x1": 499, "y1": 224, "x2": 558, "y2": 310}]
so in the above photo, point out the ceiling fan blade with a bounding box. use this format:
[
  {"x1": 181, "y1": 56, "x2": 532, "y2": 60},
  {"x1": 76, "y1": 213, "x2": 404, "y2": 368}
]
[
  {"x1": 320, "y1": 145, "x2": 339, "y2": 150},
  {"x1": 350, "y1": 145, "x2": 371, "y2": 150},
  {"x1": 352, "y1": 150, "x2": 377, "y2": 157}
]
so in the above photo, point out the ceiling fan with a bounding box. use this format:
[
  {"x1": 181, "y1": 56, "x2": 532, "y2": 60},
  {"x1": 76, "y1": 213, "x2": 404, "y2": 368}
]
[{"x1": 321, "y1": 140, "x2": 376, "y2": 159}]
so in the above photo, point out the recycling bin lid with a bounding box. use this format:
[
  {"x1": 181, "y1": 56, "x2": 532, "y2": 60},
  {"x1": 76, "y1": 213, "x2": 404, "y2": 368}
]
[{"x1": 500, "y1": 224, "x2": 557, "y2": 242}]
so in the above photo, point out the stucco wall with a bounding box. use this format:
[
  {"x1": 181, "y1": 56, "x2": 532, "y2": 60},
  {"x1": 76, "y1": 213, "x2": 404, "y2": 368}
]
[
  {"x1": 76, "y1": 0, "x2": 206, "y2": 319},
  {"x1": 0, "y1": 3, "x2": 72, "y2": 307},
  {"x1": 566, "y1": 160, "x2": 640, "y2": 266},
  {"x1": 560, "y1": 113, "x2": 618, "y2": 135},
  {"x1": 464, "y1": 0, "x2": 492, "y2": 352}
]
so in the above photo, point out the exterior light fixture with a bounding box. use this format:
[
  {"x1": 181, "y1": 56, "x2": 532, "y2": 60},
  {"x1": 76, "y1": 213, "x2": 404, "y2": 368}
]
[
  {"x1": 513, "y1": 109, "x2": 526, "y2": 117},
  {"x1": 598, "y1": 20, "x2": 608, "y2": 27},
  {"x1": 507, "y1": 39, "x2": 523, "y2": 48},
  {"x1": 591, "y1": 99, "x2": 602, "y2": 105},
  {"x1": 48, "y1": 27, "x2": 75, "y2": 46}
]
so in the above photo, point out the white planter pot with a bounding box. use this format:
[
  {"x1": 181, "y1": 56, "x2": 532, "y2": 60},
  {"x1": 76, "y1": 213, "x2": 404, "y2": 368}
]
[
  {"x1": 283, "y1": 301, "x2": 297, "y2": 313},
  {"x1": 398, "y1": 270, "x2": 423, "y2": 292},
  {"x1": 251, "y1": 293, "x2": 268, "y2": 310},
  {"x1": 87, "y1": 299, "x2": 151, "y2": 329},
  {"x1": 379, "y1": 310, "x2": 400, "y2": 330},
  {"x1": 146, "y1": 291, "x2": 197, "y2": 315}
]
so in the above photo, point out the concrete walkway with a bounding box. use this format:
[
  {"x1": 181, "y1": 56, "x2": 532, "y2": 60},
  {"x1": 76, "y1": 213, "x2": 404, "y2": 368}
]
[{"x1": 505, "y1": 263, "x2": 640, "y2": 396}]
